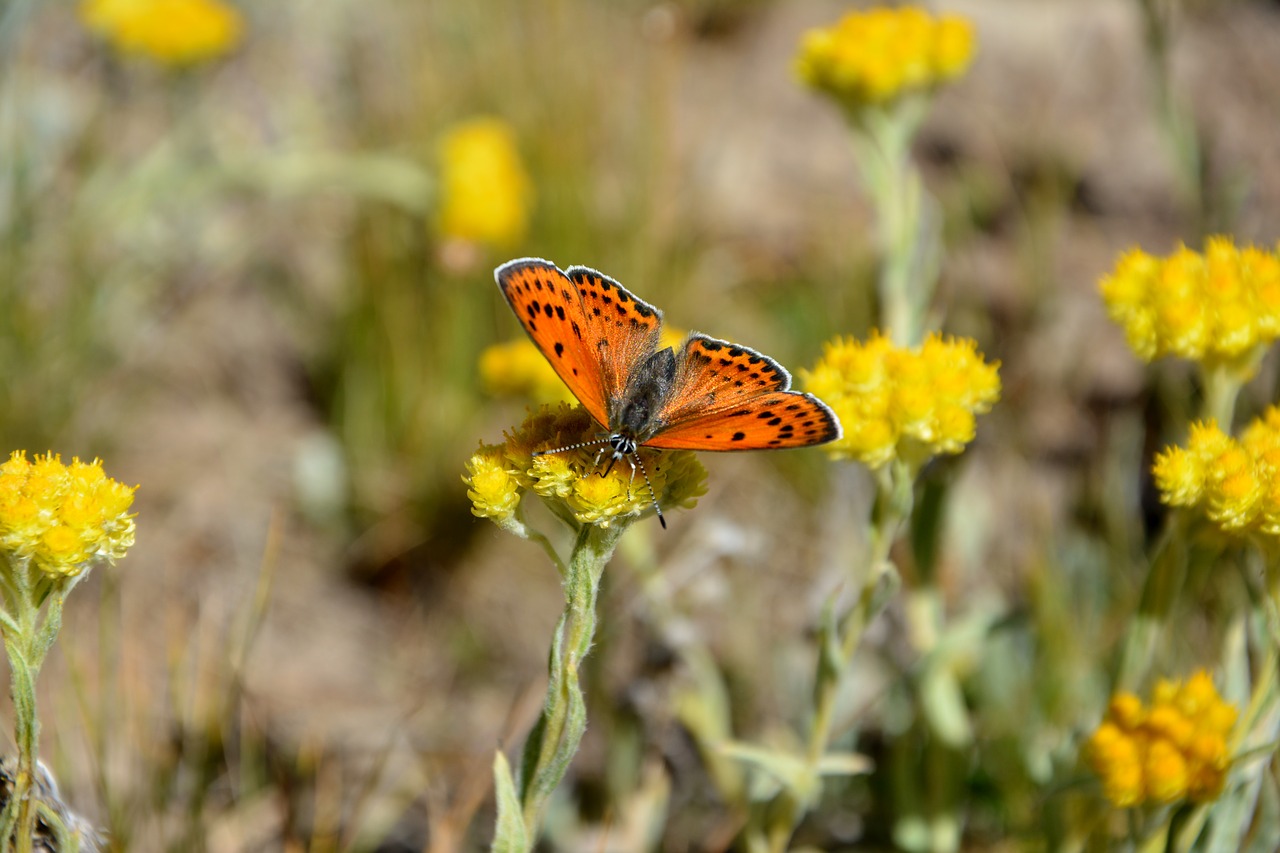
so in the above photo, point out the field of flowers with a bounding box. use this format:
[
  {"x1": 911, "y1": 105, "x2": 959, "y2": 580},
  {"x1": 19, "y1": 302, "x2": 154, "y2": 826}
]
[{"x1": 2, "y1": 1, "x2": 1280, "y2": 850}]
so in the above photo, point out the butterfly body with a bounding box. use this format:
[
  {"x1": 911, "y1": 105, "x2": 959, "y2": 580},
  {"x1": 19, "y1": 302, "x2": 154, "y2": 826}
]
[{"x1": 495, "y1": 258, "x2": 841, "y2": 524}]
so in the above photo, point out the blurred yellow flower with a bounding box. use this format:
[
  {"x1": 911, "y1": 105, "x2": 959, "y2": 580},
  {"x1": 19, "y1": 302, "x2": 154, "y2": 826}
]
[
  {"x1": 480, "y1": 328, "x2": 687, "y2": 406},
  {"x1": 0, "y1": 451, "x2": 136, "y2": 579},
  {"x1": 437, "y1": 117, "x2": 533, "y2": 249},
  {"x1": 80, "y1": 0, "x2": 243, "y2": 66},
  {"x1": 1153, "y1": 406, "x2": 1280, "y2": 536},
  {"x1": 465, "y1": 404, "x2": 706, "y2": 530},
  {"x1": 801, "y1": 331, "x2": 1000, "y2": 468},
  {"x1": 1099, "y1": 237, "x2": 1280, "y2": 371},
  {"x1": 480, "y1": 340, "x2": 575, "y2": 406},
  {"x1": 1086, "y1": 671, "x2": 1236, "y2": 808},
  {"x1": 795, "y1": 7, "x2": 976, "y2": 109}
]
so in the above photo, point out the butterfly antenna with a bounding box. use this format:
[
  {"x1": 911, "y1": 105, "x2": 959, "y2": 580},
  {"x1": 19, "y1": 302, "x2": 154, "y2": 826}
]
[
  {"x1": 631, "y1": 452, "x2": 666, "y2": 529},
  {"x1": 532, "y1": 438, "x2": 611, "y2": 457}
]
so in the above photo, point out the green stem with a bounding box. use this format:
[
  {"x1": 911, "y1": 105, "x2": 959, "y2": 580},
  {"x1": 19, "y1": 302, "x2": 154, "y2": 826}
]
[
  {"x1": 762, "y1": 463, "x2": 911, "y2": 852},
  {"x1": 493, "y1": 522, "x2": 627, "y2": 850},
  {"x1": 1137, "y1": 0, "x2": 1207, "y2": 236},
  {"x1": 1117, "y1": 517, "x2": 1185, "y2": 691},
  {"x1": 0, "y1": 561, "x2": 63, "y2": 853},
  {"x1": 1200, "y1": 360, "x2": 1244, "y2": 429},
  {"x1": 851, "y1": 99, "x2": 935, "y2": 347},
  {"x1": 813, "y1": 463, "x2": 910, "y2": 751}
]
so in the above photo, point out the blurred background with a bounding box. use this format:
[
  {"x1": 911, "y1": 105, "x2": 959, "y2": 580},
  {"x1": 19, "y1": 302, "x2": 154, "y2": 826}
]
[{"x1": 2, "y1": 0, "x2": 1279, "y2": 849}]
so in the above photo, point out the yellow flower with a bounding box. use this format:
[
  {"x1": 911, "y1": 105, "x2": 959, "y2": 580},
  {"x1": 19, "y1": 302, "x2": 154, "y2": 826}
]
[
  {"x1": 466, "y1": 404, "x2": 707, "y2": 531},
  {"x1": 479, "y1": 339, "x2": 574, "y2": 406},
  {"x1": 480, "y1": 328, "x2": 687, "y2": 406},
  {"x1": 436, "y1": 117, "x2": 533, "y2": 249},
  {"x1": 801, "y1": 331, "x2": 1000, "y2": 468},
  {"x1": 795, "y1": 7, "x2": 976, "y2": 109},
  {"x1": 0, "y1": 452, "x2": 137, "y2": 579},
  {"x1": 1099, "y1": 237, "x2": 1280, "y2": 372},
  {"x1": 80, "y1": 0, "x2": 243, "y2": 66},
  {"x1": 462, "y1": 444, "x2": 522, "y2": 524},
  {"x1": 1086, "y1": 670, "x2": 1236, "y2": 808},
  {"x1": 1153, "y1": 407, "x2": 1280, "y2": 537}
]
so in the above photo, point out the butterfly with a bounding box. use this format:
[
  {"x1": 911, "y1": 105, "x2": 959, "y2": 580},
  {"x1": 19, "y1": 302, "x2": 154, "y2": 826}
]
[{"x1": 494, "y1": 258, "x2": 841, "y2": 527}]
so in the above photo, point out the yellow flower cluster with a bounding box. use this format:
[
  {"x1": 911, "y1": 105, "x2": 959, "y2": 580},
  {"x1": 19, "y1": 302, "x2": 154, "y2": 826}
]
[
  {"x1": 1099, "y1": 237, "x2": 1280, "y2": 369},
  {"x1": 0, "y1": 452, "x2": 137, "y2": 579},
  {"x1": 1086, "y1": 671, "x2": 1236, "y2": 808},
  {"x1": 464, "y1": 404, "x2": 706, "y2": 530},
  {"x1": 1152, "y1": 408, "x2": 1280, "y2": 535},
  {"x1": 795, "y1": 7, "x2": 975, "y2": 108},
  {"x1": 437, "y1": 117, "x2": 533, "y2": 249},
  {"x1": 802, "y1": 331, "x2": 1000, "y2": 468},
  {"x1": 80, "y1": 0, "x2": 243, "y2": 66}
]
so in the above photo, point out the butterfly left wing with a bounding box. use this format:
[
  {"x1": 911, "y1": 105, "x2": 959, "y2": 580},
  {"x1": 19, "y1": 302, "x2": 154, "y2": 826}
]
[
  {"x1": 495, "y1": 258, "x2": 613, "y2": 425},
  {"x1": 496, "y1": 259, "x2": 665, "y2": 431},
  {"x1": 642, "y1": 334, "x2": 841, "y2": 450}
]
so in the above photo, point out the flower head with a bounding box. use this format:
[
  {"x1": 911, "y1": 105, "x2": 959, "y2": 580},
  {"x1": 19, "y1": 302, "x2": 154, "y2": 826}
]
[
  {"x1": 1153, "y1": 407, "x2": 1280, "y2": 537},
  {"x1": 1099, "y1": 237, "x2": 1280, "y2": 373},
  {"x1": 1086, "y1": 671, "x2": 1236, "y2": 808},
  {"x1": 0, "y1": 452, "x2": 137, "y2": 579},
  {"x1": 795, "y1": 7, "x2": 976, "y2": 110},
  {"x1": 80, "y1": 0, "x2": 243, "y2": 66},
  {"x1": 436, "y1": 117, "x2": 533, "y2": 249},
  {"x1": 465, "y1": 404, "x2": 707, "y2": 531},
  {"x1": 801, "y1": 331, "x2": 1000, "y2": 468}
]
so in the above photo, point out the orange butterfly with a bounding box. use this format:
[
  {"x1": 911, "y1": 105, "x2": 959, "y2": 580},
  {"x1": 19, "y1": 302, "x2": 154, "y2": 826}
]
[{"x1": 495, "y1": 258, "x2": 841, "y2": 526}]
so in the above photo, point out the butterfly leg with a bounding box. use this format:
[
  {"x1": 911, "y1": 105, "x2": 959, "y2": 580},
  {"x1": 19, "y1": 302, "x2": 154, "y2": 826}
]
[{"x1": 624, "y1": 457, "x2": 639, "y2": 498}]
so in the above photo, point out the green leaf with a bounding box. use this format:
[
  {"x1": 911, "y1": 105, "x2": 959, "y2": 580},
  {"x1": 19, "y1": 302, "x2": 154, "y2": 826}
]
[
  {"x1": 920, "y1": 665, "x2": 972, "y2": 748},
  {"x1": 719, "y1": 741, "x2": 816, "y2": 805},
  {"x1": 815, "y1": 751, "x2": 873, "y2": 778},
  {"x1": 491, "y1": 750, "x2": 530, "y2": 853}
]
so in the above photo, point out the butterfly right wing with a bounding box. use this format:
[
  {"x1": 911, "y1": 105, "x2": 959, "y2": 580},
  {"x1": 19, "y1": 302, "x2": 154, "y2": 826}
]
[
  {"x1": 495, "y1": 259, "x2": 663, "y2": 429},
  {"x1": 642, "y1": 334, "x2": 842, "y2": 450}
]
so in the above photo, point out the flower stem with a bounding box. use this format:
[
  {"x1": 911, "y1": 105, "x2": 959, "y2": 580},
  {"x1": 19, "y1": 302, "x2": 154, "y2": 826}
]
[
  {"x1": 809, "y1": 463, "x2": 909, "y2": 759},
  {"x1": 762, "y1": 463, "x2": 910, "y2": 851},
  {"x1": 492, "y1": 523, "x2": 627, "y2": 850},
  {"x1": 1117, "y1": 517, "x2": 1185, "y2": 691},
  {"x1": 851, "y1": 98, "x2": 936, "y2": 347},
  {"x1": 0, "y1": 560, "x2": 64, "y2": 853}
]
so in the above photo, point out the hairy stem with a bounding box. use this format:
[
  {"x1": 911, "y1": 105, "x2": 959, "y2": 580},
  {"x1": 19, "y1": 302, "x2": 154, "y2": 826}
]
[{"x1": 491, "y1": 522, "x2": 627, "y2": 851}]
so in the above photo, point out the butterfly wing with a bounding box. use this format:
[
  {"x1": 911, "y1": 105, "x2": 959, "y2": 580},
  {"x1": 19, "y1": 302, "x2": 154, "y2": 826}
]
[
  {"x1": 562, "y1": 265, "x2": 664, "y2": 422},
  {"x1": 495, "y1": 258, "x2": 662, "y2": 427},
  {"x1": 642, "y1": 333, "x2": 841, "y2": 450}
]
